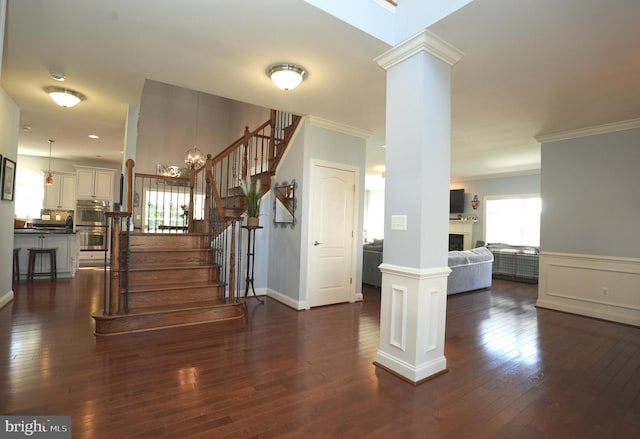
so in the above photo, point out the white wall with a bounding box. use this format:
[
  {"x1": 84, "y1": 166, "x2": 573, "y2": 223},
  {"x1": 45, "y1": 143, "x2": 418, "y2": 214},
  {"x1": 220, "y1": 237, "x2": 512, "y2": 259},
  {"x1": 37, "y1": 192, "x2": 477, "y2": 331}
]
[
  {"x1": 0, "y1": 86, "x2": 20, "y2": 309},
  {"x1": 537, "y1": 127, "x2": 640, "y2": 326}
]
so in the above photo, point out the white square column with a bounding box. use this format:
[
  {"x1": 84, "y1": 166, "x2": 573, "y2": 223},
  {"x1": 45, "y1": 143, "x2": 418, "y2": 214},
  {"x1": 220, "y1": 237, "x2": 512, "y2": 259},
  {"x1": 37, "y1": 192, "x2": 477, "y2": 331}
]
[{"x1": 374, "y1": 30, "x2": 462, "y2": 384}]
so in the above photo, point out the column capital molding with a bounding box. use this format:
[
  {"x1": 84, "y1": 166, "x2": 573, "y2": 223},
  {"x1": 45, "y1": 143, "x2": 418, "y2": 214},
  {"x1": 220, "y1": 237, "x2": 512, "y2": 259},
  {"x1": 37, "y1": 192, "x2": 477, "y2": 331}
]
[
  {"x1": 379, "y1": 263, "x2": 451, "y2": 280},
  {"x1": 375, "y1": 29, "x2": 463, "y2": 70}
]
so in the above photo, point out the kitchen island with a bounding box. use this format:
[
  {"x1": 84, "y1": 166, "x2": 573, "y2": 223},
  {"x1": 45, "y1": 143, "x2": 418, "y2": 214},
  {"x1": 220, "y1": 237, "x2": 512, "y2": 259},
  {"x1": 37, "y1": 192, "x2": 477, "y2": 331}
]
[{"x1": 14, "y1": 229, "x2": 78, "y2": 280}]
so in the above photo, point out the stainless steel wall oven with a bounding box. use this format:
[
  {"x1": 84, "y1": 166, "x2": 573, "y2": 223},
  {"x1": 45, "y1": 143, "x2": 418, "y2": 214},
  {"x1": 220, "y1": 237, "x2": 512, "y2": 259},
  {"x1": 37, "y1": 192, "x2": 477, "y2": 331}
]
[
  {"x1": 77, "y1": 227, "x2": 109, "y2": 251},
  {"x1": 76, "y1": 199, "x2": 109, "y2": 251}
]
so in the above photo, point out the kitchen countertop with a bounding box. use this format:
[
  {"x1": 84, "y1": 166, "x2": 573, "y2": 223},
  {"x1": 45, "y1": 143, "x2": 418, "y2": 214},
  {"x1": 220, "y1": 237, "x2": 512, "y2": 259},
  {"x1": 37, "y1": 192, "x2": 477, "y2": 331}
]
[{"x1": 14, "y1": 228, "x2": 76, "y2": 235}]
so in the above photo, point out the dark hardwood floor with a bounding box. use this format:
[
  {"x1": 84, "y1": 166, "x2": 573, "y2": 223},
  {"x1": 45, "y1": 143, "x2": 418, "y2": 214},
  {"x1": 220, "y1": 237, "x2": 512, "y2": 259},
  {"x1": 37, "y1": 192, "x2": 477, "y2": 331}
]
[{"x1": 1, "y1": 269, "x2": 639, "y2": 438}]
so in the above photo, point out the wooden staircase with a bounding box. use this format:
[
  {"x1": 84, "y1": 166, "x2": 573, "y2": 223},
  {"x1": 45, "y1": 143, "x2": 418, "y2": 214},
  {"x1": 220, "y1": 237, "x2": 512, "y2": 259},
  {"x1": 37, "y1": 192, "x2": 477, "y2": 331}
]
[
  {"x1": 92, "y1": 110, "x2": 301, "y2": 336},
  {"x1": 92, "y1": 233, "x2": 244, "y2": 336}
]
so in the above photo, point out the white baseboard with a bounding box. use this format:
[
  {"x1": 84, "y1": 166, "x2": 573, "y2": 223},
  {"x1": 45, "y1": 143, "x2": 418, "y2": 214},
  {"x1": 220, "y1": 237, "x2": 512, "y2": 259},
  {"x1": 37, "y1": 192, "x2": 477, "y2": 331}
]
[
  {"x1": 0, "y1": 290, "x2": 14, "y2": 310},
  {"x1": 267, "y1": 288, "x2": 308, "y2": 310},
  {"x1": 537, "y1": 252, "x2": 640, "y2": 326}
]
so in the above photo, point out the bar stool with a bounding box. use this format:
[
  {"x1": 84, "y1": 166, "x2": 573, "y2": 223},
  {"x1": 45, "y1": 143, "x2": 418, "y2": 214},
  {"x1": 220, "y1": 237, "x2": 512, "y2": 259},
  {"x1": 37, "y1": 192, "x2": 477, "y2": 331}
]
[
  {"x1": 13, "y1": 248, "x2": 20, "y2": 282},
  {"x1": 27, "y1": 248, "x2": 57, "y2": 281}
]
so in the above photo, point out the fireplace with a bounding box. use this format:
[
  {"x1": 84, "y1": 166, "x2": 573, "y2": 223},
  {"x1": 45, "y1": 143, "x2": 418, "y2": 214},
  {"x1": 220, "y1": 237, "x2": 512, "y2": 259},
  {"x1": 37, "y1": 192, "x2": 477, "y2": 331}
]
[{"x1": 449, "y1": 234, "x2": 464, "y2": 251}]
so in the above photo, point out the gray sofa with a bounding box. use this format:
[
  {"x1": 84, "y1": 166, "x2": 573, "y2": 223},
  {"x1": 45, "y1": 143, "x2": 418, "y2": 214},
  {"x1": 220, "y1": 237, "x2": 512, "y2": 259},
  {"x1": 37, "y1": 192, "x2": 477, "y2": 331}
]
[
  {"x1": 362, "y1": 241, "x2": 493, "y2": 293},
  {"x1": 447, "y1": 246, "x2": 494, "y2": 295},
  {"x1": 362, "y1": 240, "x2": 383, "y2": 287}
]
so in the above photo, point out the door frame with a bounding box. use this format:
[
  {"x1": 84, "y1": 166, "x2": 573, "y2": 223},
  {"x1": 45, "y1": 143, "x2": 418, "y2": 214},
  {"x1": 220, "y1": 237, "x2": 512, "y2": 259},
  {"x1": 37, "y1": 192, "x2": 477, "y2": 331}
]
[{"x1": 305, "y1": 159, "x2": 361, "y2": 309}]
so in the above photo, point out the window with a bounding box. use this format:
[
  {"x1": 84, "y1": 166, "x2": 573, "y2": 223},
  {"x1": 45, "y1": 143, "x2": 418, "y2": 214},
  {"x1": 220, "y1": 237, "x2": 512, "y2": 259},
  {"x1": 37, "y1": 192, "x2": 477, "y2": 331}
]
[
  {"x1": 485, "y1": 196, "x2": 541, "y2": 246},
  {"x1": 14, "y1": 166, "x2": 44, "y2": 220},
  {"x1": 143, "y1": 190, "x2": 204, "y2": 232}
]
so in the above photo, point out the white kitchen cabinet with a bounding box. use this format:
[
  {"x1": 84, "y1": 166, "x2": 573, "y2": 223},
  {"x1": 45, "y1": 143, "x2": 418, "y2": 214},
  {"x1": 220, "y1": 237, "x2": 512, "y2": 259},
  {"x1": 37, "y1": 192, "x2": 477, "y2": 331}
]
[
  {"x1": 43, "y1": 172, "x2": 77, "y2": 209},
  {"x1": 75, "y1": 166, "x2": 115, "y2": 202},
  {"x1": 14, "y1": 232, "x2": 78, "y2": 279}
]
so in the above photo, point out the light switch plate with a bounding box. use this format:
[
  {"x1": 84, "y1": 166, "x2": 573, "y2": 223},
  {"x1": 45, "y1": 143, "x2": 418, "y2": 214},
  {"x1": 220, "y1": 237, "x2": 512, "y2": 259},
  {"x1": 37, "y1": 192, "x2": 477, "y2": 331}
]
[{"x1": 391, "y1": 215, "x2": 407, "y2": 231}]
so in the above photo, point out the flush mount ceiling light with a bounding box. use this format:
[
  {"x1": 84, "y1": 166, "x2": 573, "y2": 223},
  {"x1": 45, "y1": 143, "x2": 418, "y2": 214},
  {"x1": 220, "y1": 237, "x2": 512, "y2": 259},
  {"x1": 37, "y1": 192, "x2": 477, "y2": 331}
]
[
  {"x1": 44, "y1": 86, "x2": 86, "y2": 108},
  {"x1": 268, "y1": 63, "x2": 306, "y2": 91}
]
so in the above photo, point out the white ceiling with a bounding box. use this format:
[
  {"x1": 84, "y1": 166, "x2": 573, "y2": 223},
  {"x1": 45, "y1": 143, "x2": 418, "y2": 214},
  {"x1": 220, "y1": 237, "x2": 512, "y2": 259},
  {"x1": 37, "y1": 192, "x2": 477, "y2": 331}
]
[{"x1": 3, "y1": 0, "x2": 640, "y2": 184}]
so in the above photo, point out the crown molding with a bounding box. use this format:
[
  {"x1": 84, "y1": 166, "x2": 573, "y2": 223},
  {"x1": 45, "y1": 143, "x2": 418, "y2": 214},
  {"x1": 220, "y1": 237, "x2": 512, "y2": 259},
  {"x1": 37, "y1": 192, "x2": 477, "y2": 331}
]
[
  {"x1": 306, "y1": 116, "x2": 371, "y2": 139},
  {"x1": 450, "y1": 168, "x2": 541, "y2": 184},
  {"x1": 375, "y1": 29, "x2": 463, "y2": 70},
  {"x1": 535, "y1": 117, "x2": 640, "y2": 143}
]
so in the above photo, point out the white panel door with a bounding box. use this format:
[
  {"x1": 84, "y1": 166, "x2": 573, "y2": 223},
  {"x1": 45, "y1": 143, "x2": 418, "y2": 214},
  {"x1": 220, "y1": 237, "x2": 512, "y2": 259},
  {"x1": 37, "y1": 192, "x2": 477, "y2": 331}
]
[{"x1": 308, "y1": 163, "x2": 356, "y2": 307}]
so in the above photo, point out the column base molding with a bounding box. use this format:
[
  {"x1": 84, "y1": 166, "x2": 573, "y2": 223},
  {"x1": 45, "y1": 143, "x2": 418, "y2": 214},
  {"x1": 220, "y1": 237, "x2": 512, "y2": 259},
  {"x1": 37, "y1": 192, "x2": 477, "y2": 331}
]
[{"x1": 376, "y1": 263, "x2": 450, "y2": 384}]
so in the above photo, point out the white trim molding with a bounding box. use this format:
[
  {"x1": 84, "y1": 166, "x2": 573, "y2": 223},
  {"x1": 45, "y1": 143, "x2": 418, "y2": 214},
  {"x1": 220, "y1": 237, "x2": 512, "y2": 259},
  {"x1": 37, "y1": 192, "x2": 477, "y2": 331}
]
[
  {"x1": 0, "y1": 291, "x2": 14, "y2": 310},
  {"x1": 375, "y1": 29, "x2": 464, "y2": 70},
  {"x1": 379, "y1": 263, "x2": 452, "y2": 280},
  {"x1": 376, "y1": 263, "x2": 450, "y2": 384},
  {"x1": 306, "y1": 116, "x2": 371, "y2": 139},
  {"x1": 267, "y1": 288, "x2": 309, "y2": 311},
  {"x1": 535, "y1": 117, "x2": 640, "y2": 143},
  {"x1": 537, "y1": 252, "x2": 640, "y2": 326}
]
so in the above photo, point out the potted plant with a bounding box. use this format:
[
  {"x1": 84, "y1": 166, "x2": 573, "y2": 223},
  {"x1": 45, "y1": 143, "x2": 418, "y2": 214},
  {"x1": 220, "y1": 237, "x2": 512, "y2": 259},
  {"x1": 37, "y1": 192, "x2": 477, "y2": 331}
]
[{"x1": 239, "y1": 175, "x2": 261, "y2": 227}]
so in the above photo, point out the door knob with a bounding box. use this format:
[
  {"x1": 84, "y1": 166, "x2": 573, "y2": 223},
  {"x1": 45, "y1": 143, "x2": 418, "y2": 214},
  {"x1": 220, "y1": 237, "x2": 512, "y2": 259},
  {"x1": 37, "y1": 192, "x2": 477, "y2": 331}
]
[{"x1": 313, "y1": 240, "x2": 323, "y2": 246}]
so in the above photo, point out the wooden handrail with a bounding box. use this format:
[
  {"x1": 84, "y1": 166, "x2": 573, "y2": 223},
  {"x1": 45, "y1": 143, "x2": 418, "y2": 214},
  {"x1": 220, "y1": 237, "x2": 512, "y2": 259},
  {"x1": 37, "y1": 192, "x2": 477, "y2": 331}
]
[
  {"x1": 134, "y1": 172, "x2": 190, "y2": 184},
  {"x1": 206, "y1": 118, "x2": 272, "y2": 169}
]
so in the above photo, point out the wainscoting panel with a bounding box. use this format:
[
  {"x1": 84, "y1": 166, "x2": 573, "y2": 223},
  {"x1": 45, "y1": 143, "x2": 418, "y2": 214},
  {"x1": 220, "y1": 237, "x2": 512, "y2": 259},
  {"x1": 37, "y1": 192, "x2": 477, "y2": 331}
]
[
  {"x1": 425, "y1": 288, "x2": 439, "y2": 353},
  {"x1": 537, "y1": 252, "x2": 640, "y2": 326},
  {"x1": 390, "y1": 285, "x2": 407, "y2": 351}
]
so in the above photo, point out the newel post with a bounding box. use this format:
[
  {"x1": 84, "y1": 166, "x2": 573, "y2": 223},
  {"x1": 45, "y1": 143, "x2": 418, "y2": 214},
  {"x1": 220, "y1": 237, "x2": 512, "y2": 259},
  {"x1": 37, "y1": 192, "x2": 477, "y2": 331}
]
[
  {"x1": 125, "y1": 159, "x2": 135, "y2": 214},
  {"x1": 188, "y1": 167, "x2": 196, "y2": 233},
  {"x1": 228, "y1": 220, "x2": 237, "y2": 303},
  {"x1": 106, "y1": 213, "x2": 121, "y2": 315},
  {"x1": 203, "y1": 154, "x2": 212, "y2": 233},
  {"x1": 268, "y1": 109, "x2": 276, "y2": 164},
  {"x1": 242, "y1": 126, "x2": 250, "y2": 178}
]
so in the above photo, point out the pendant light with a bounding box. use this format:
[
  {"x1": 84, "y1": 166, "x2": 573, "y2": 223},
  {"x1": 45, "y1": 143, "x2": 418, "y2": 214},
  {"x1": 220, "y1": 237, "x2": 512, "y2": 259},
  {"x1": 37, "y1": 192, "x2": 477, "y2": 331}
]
[
  {"x1": 184, "y1": 91, "x2": 204, "y2": 170},
  {"x1": 45, "y1": 139, "x2": 54, "y2": 186}
]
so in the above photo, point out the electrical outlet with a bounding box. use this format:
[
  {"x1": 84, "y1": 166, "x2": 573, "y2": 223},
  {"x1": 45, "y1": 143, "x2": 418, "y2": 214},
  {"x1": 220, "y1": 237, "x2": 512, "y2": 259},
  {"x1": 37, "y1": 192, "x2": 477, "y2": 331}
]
[{"x1": 601, "y1": 287, "x2": 609, "y2": 297}]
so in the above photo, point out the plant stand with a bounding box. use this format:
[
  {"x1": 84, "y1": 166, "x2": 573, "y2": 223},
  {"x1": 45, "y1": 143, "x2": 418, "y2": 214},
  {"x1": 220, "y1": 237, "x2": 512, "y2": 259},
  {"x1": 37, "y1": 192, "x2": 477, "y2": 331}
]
[{"x1": 242, "y1": 225, "x2": 264, "y2": 302}]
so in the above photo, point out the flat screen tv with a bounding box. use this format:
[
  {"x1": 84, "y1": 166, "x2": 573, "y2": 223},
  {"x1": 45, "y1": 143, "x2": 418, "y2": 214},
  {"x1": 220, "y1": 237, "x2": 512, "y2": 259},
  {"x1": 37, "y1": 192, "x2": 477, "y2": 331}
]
[{"x1": 450, "y1": 189, "x2": 465, "y2": 214}]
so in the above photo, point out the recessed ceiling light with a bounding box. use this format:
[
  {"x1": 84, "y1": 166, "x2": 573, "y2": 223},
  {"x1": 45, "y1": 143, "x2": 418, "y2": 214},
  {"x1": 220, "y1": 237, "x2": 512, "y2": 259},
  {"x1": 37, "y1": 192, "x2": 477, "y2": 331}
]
[
  {"x1": 22, "y1": 125, "x2": 32, "y2": 132},
  {"x1": 88, "y1": 134, "x2": 99, "y2": 139},
  {"x1": 50, "y1": 72, "x2": 66, "y2": 82}
]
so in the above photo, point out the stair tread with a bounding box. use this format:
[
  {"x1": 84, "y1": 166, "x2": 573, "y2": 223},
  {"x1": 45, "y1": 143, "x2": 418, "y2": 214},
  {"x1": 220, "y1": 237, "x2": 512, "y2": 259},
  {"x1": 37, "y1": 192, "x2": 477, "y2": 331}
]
[
  {"x1": 126, "y1": 248, "x2": 211, "y2": 253},
  {"x1": 127, "y1": 281, "x2": 222, "y2": 293},
  {"x1": 130, "y1": 299, "x2": 235, "y2": 314},
  {"x1": 126, "y1": 232, "x2": 209, "y2": 236},
  {"x1": 95, "y1": 299, "x2": 241, "y2": 317},
  {"x1": 126, "y1": 264, "x2": 217, "y2": 272}
]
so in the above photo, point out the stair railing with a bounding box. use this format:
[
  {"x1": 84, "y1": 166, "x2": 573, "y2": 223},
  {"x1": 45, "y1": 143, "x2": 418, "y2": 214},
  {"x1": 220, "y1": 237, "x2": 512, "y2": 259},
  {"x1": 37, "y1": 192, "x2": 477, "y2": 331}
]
[
  {"x1": 101, "y1": 159, "x2": 134, "y2": 316},
  {"x1": 192, "y1": 109, "x2": 301, "y2": 300},
  {"x1": 99, "y1": 110, "x2": 300, "y2": 313}
]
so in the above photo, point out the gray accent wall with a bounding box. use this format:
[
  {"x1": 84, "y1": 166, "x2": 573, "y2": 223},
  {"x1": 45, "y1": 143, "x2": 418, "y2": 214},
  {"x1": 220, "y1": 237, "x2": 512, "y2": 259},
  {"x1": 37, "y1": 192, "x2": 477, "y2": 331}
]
[
  {"x1": 540, "y1": 128, "x2": 640, "y2": 258},
  {"x1": 136, "y1": 80, "x2": 269, "y2": 174},
  {"x1": 267, "y1": 120, "x2": 367, "y2": 305},
  {"x1": 267, "y1": 124, "x2": 305, "y2": 302}
]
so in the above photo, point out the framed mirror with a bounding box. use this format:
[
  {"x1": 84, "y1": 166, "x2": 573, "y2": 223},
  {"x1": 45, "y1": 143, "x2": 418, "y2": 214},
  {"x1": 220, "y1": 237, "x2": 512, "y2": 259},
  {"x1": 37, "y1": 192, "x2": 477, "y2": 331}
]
[{"x1": 273, "y1": 180, "x2": 297, "y2": 228}]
